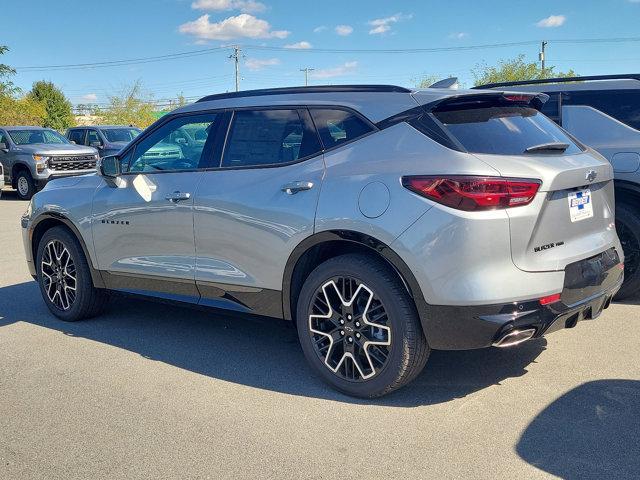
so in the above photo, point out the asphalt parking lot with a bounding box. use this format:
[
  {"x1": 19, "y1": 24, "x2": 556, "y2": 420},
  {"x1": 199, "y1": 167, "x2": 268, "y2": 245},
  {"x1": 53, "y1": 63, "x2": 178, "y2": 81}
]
[{"x1": 0, "y1": 190, "x2": 639, "y2": 480}]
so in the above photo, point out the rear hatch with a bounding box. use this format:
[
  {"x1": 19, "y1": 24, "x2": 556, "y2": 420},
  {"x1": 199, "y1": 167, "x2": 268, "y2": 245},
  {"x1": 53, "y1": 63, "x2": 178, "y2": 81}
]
[{"x1": 422, "y1": 92, "x2": 617, "y2": 272}]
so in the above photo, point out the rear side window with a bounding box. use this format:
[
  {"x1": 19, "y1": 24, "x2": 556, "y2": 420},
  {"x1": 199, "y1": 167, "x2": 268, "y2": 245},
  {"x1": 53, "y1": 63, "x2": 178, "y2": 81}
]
[
  {"x1": 564, "y1": 89, "x2": 640, "y2": 131},
  {"x1": 310, "y1": 109, "x2": 374, "y2": 150},
  {"x1": 67, "y1": 129, "x2": 85, "y2": 145},
  {"x1": 222, "y1": 109, "x2": 321, "y2": 168},
  {"x1": 433, "y1": 106, "x2": 582, "y2": 155}
]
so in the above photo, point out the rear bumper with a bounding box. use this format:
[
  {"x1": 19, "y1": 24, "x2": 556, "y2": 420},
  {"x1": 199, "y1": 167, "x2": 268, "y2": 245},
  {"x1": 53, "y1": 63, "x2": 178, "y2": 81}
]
[{"x1": 425, "y1": 248, "x2": 624, "y2": 350}]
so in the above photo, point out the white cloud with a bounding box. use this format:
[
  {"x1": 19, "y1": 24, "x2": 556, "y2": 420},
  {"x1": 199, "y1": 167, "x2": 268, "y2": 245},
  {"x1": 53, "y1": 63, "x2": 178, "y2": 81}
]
[
  {"x1": 245, "y1": 57, "x2": 280, "y2": 70},
  {"x1": 191, "y1": 0, "x2": 266, "y2": 13},
  {"x1": 335, "y1": 24, "x2": 353, "y2": 36},
  {"x1": 312, "y1": 61, "x2": 357, "y2": 79},
  {"x1": 536, "y1": 14, "x2": 566, "y2": 28},
  {"x1": 368, "y1": 13, "x2": 412, "y2": 35},
  {"x1": 284, "y1": 41, "x2": 312, "y2": 49},
  {"x1": 80, "y1": 93, "x2": 98, "y2": 102},
  {"x1": 449, "y1": 32, "x2": 468, "y2": 40},
  {"x1": 179, "y1": 14, "x2": 290, "y2": 41},
  {"x1": 313, "y1": 25, "x2": 327, "y2": 33}
]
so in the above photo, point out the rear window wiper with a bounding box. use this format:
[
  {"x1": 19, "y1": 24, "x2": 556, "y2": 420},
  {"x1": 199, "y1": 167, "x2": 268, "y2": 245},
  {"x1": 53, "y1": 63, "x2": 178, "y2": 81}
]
[{"x1": 524, "y1": 142, "x2": 570, "y2": 153}]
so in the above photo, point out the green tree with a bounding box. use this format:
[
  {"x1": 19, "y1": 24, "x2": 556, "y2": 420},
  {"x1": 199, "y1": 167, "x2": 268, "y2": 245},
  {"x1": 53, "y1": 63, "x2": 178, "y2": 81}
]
[
  {"x1": 0, "y1": 45, "x2": 18, "y2": 97},
  {"x1": 97, "y1": 81, "x2": 156, "y2": 128},
  {"x1": 472, "y1": 54, "x2": 577, "y2": 86},
  {"x1": 28, "y1": 81, "x2": 75, "y2": 130},
  {"x1": 0, "y1": 95, "x2": 46, "y2": 125}
]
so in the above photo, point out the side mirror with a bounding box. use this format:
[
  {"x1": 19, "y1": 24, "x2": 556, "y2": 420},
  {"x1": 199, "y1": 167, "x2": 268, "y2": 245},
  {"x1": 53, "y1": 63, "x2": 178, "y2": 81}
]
[
  {"x1": 69, "y1": 140, "x2": 76, "y2": 144},
  {"x1": 0, "y1": 142, "x2": 7, "y2": 152},
  {"x1": 98, "y1": 155, "x2": 121, "y2": 179},
  {"x1": 90, "y1": 141, "x2": 103, "y2": 149}
]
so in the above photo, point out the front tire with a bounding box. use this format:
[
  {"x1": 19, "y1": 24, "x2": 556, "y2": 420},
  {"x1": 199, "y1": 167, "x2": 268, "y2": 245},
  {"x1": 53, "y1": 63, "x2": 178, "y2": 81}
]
[
  {"x1": 296, "y1": 254, "x2": 429, "y2": 398},
  {"x1": 16, "y1": 170, "x2": 36, "y2": 200},
  {"x1": 615, "y1": 203, "x2": 640, "y2": 300},
  {"x1": 36, "y1": 226, "x2": 108, "y2": 321}
]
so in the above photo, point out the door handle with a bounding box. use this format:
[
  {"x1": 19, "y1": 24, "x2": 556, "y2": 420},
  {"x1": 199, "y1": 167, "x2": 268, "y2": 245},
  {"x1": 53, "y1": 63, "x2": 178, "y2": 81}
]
[
  {"x1": 165, "y1": 191, "x2": 191, "y2": 203},
  {"x1": 281, "y1": 181, "x2": 314, "y2": 195}
]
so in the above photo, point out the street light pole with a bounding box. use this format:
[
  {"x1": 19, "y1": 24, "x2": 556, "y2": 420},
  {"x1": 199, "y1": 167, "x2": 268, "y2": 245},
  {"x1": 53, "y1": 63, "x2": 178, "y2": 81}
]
[{"x1": 300, "y1": 67, "x2": 314, "y2": 86}]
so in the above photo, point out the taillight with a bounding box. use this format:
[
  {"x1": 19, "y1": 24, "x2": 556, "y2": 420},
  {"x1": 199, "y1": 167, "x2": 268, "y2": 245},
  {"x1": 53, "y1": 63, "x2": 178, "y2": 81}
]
[
  {"x1": 539, "y1": 293, "x2": 561, "y2": 306},
  {"x1": 402, "y1": 176, "x2": 541, "y2": 211}
]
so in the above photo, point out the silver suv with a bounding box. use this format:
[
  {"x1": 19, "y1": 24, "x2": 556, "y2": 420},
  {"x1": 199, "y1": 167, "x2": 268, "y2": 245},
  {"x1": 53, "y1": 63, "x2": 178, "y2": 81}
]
[
  {"x1": 21, "y1": 85, "x2": 624, "y2": 397},
  {"x1": 476, "y1": 74, "x2": 640, "y2": 298},
  {"x1": 0, "y1": 126, "x2": 98, "y2": 200}
]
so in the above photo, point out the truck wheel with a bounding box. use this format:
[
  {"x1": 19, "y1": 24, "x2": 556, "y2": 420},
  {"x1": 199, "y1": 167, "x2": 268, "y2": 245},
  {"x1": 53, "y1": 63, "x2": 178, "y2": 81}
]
[
  {"x1": 615, "y1": 204, "x2": 640, "y2": 300},
  {"x1": 36, "y1": 226, "x2": 109, "y2": 321},
  {"x1": 296, "y1": 254, "x2": 429, "y2": 398},
  {"x1": 16, "y1": 170, "x2": 36, "y2": 200}
]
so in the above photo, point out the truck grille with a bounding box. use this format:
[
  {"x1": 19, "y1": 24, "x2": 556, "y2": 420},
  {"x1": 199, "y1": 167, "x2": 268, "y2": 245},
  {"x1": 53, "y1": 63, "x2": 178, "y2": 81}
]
[{"x1": 48, "y1": 155, "x2": 97, "y2": 172}]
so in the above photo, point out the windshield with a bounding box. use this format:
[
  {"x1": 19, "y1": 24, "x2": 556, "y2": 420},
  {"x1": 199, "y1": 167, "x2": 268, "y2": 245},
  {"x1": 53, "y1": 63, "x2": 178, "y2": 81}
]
[
  {"x1": 8, "y1": 129, "x2": 70, "y2": 145},
  {"x1": 433, "y1": 106, "x2": 582, "y2": 155},
  {"x1": 102, "y1": 128, "x2": 141, "y2": 143}
]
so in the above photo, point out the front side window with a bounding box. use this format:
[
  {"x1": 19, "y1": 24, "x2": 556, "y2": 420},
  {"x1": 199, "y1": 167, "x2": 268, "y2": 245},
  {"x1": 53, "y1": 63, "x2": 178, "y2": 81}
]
[
  {"x1": 67, "y1": 129, "x2": 85, "y2": 145},
  {"x1": 8, "y1": 129, "x2": 69, "y2": 145},
  {"x1": 433, "y1": 106, "x2": 582, "y2": 155},
  {"x1": 86, "y1": 130, "x2": 102, "y2": 146},
  {"x1": 222, "y1": 109, "x2": 321, "y2": 168},
  {"x1": 102, "y1": 128, "x2": 140, "y2": 143},
  {"x1": 128, "y1": 114, "x2": 218, "y2": 173},
  {"x1": 564, "y1": 90, "x2": 640, "y2": 131},
  {"x1": 310, "y1": 109, "x2": 374, "y2": 150}
]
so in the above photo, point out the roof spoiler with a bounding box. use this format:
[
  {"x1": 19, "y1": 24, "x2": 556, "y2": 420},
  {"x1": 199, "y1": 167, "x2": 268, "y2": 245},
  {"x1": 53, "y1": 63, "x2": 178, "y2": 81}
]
[{"x1": 473, "y1": 73, "x2": 640, "y2": 90}]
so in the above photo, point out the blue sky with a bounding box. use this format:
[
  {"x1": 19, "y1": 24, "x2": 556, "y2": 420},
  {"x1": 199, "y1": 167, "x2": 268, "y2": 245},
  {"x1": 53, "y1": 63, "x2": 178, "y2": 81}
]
[{"x1": 2, "y1": 0, "x2": 640, "y2": 106}]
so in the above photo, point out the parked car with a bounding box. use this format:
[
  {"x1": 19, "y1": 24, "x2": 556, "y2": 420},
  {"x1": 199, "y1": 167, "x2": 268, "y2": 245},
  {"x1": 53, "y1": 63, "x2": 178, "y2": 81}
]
[
  {"x1": 21, "y1": 85, "x2": 624, "y2": 397},
  {"x1": 0, "y1": 126, "x2": 99, "y2": 200},
  {"x1": 475, "y1": 74, "x2": 640, "y2": 299},
  {"x1": 0, "y1": 162, "x2": 4, "y2": 198},
  {"x1": 66, "y1": 125, "x2": 141, "y2": 158}
]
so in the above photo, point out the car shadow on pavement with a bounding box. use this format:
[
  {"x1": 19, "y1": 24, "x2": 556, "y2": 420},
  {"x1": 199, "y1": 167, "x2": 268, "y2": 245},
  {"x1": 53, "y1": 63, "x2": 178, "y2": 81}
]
[
  {"x1": 0, "y1": 280, "x2": 547, "y2": 407},
  {"x1": 517, "y1": 379, "x2": 640, "y2": 480}
]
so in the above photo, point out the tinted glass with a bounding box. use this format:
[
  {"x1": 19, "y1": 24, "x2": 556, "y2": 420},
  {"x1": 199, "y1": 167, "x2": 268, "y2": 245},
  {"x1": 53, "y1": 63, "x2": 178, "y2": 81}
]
[
  {"x1": 310, "y1": 109, "x2": 373, "y2": 149},
  {"x1": 128, "y1": 114, "x2": 218, "y2": 173},
  {"x1": 433, "y1": 107, "x2": 582, "y2": 155},
  {"x1": 102, "y1": 128, "x2": 140, "y2": 143},
  {"x1": 67, "y1": 129, "x2": 85, "y2": 145},
  {"x1": 564, "y1": 89, "x2": 640, "y2": 130},
  {"x1": 86, "y1": 130, "x2": 101, "y2": 145},
  {"x1": 8, "y1": 129, "x2": 69, "y2": 145},
  {"x1": 222, "y1": 109, "x2": 320, "y2": 168},
  {"x1": 540, "y1": 93, "x2": 560, "y2": 124}
]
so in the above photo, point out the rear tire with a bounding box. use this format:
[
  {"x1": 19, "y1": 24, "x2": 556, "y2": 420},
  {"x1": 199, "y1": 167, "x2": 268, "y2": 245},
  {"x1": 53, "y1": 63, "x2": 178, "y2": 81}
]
[
  {"x1": 16, "y1": 170, "x2": 36, "y2": 200},
  {"x1": 36, "y1": 226, "x2": 108, "y2": 321},
  {"x1": 615, "y1": 203, "x2": 640, "y2": 300},
  {"x1": 296, "y1": 254, "x2": 429, "y2": 398}
]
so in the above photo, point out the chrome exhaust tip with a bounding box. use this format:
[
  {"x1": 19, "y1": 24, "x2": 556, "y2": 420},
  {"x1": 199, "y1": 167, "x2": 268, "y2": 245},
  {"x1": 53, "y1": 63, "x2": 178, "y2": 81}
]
[{"x1": 492, "y1": 328, "x2": 536, "y2": 348}]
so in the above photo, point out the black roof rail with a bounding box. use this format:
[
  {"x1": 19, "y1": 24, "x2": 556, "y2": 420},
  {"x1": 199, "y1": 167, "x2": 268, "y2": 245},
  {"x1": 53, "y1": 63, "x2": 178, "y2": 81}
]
[
  {"x1": 196, "y1": 85, "x2": 411, "y2": 103},
  {"x1": 473, "y1": 74, "x2": 640, "y2": 90}
]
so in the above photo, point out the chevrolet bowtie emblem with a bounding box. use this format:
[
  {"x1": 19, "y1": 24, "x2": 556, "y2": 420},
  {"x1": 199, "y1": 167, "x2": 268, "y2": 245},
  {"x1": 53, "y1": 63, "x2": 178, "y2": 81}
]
[{"x1": 585, "y1": 170, "x2": 597, "y2": 182}]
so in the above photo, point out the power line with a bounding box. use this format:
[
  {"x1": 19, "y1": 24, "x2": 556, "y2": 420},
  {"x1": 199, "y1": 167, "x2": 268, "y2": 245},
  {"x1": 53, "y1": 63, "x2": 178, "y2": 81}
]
[{"x1": 16, "y1": 37, "x2": 640, "y2": 73}]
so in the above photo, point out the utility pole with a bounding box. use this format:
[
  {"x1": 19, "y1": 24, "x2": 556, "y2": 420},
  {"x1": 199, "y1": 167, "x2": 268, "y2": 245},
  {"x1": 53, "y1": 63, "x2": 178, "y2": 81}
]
[
  {"x1": 229, "y1": 45, "x2": 242, "y2": 92},
  {"x1": 539, "y1": 41, "x2": 547, "y2": 74},
  {"x1": 300, "y1": 67, "x2": 314, "y2": 86}
]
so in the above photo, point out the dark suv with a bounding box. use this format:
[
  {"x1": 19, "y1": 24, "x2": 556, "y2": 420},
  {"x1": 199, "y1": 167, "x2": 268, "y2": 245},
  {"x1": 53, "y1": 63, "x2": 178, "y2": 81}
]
[
  {"x1": 66, "y1": 126, "x2": 141, "y2": 158},
  {"x1": 476, "y1": 74, "x2": 640, "y2": 299}
]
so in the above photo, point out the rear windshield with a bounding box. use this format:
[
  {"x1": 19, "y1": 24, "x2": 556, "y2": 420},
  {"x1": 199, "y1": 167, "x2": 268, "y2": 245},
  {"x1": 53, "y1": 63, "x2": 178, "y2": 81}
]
[{"x1": 433, "y1": 106, "x2": 582, "y2": 155}]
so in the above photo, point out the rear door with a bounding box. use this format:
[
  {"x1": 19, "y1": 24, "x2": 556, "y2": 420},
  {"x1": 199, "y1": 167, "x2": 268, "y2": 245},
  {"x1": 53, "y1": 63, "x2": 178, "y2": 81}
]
[
  {"x1": 193, "y1": 107, "x2": 324, "y2": 315},
  {"x1": 92, "y1": 112, "x2": 221, "y2": 299},
  {"x1": 429, "y1": 97, "x2": 617, "y2": 272}
]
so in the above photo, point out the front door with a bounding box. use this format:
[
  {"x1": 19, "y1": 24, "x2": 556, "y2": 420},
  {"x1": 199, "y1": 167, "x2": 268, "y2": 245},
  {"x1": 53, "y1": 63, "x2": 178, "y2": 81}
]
[
  {"x1": 92, "y1": 112, "x2": 222, "y2": 301},
  {"x1": 193, "y1": 108, "x2": 324, "y2": 316}
]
